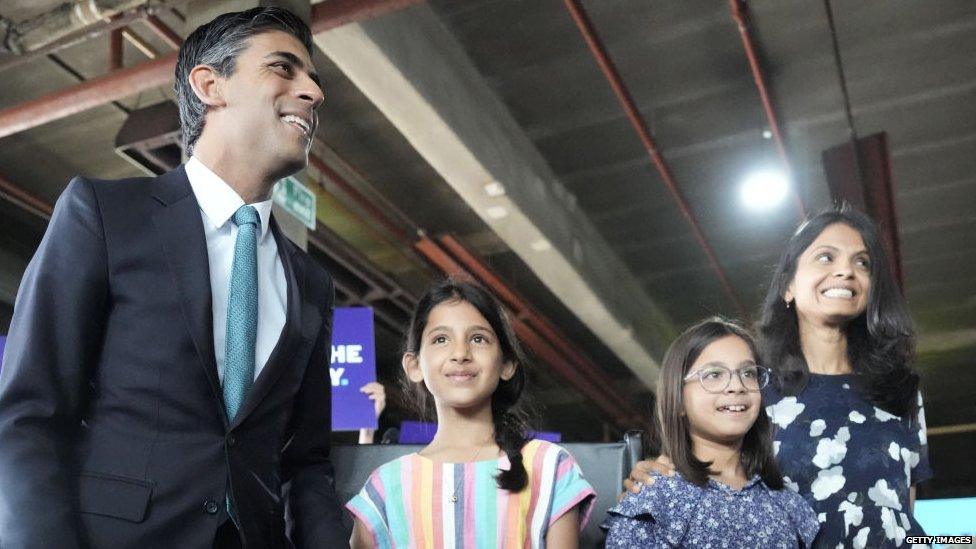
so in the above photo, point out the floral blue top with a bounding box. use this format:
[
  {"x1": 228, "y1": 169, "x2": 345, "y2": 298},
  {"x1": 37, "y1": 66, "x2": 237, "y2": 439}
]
[
  {"x1": 764, "y1": 374, "x2": 932, "y2": 548},
  {"x1": 602, "y1": 472, "x2": 819, "y2": 548}
]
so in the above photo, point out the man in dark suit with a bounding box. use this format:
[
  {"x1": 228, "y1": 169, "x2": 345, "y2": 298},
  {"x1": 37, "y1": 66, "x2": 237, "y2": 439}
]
[{"x1": 0, "y1": 8, "x2": 347, "y2": 548}]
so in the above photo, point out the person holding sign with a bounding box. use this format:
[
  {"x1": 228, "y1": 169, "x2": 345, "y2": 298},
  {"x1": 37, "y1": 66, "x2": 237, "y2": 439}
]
[
  {"x1": 346, "y1": 279, "x2": 596, "y2": 548},
  {"x1": 358, "y1": 382, "x2": 387, "y2": 444}
]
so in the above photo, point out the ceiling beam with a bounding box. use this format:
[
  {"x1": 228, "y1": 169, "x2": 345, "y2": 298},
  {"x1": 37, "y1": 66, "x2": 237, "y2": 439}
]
[
  {"x1": 0, "y1": 0, "x2": 423, "y2": 140},
  {"x1": 314, "y1": 4, "x2": 675, "y2": 390},
  {"x1": 562, "y1": 0, "x2": 747, "y2": 318}
]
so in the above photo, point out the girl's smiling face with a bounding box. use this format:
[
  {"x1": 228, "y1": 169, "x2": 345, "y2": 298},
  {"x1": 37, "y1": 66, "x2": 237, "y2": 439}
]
[
  {"x1": 682, "y1": 335, "x2": 762, "y2": 445},
  {"x1": 786, "y1": 222, "x2": 872, "y2": 327},
  {"x1": 403, "y1": 299, "x2": 515, "y2": 412}
]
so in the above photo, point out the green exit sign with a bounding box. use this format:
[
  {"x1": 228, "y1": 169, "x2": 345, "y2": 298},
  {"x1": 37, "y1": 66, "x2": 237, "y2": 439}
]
[{"x1": 273, "y1": 176, "x2": 316, "y2": 230}]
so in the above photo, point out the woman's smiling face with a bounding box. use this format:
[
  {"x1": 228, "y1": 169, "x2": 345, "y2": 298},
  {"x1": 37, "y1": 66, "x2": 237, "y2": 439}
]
[{"x1": 786, "y1": 222, "x2": 872, "y2": 327}]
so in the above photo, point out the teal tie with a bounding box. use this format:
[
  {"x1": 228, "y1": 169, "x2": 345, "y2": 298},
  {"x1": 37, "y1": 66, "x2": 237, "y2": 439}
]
[
  {"x1": 223, "y1": 205, "x2": 259, "y2": 421},
  {"x1": 223, "y1": 205, "x2": 258, "y2": 523}
]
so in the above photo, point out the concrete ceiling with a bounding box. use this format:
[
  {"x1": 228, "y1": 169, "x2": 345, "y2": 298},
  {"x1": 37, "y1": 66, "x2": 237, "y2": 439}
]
[{"x1": 0, "y1": 0, "x2": 973, "y2": 496}]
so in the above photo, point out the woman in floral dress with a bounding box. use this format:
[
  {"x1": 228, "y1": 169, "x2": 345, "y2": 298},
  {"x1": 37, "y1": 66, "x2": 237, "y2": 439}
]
[{"x1": 627, "y1": 208, "x2": 931, "y2": 548}]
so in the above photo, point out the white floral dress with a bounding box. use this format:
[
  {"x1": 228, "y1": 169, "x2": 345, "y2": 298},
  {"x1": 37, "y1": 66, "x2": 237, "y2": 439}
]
[{"x1": 765, "y1": 374, "x2": 932, "y2": 548}]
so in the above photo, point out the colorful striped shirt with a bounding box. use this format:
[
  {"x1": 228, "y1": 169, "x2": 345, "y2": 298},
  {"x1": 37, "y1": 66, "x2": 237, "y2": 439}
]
[{"x1": 345, "y1": 439, "x2": 596, "y2": 548}]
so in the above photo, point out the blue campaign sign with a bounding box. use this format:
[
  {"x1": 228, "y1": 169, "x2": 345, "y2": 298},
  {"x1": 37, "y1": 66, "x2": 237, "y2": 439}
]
[
  {"x1": 0, "y1": 334, "x2": 5, "y2": 372},
  {"x1": 329, "y1": 307, "x2": 378, "y2": 431},
  {"x1": 399, "y1": 420, "x2": 561, "y2": 444}
]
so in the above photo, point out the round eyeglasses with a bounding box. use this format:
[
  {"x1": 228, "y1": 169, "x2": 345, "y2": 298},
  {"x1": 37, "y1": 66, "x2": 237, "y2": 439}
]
[{"x1": 683, "y1": 364, "x2": 770, "y2": 394}]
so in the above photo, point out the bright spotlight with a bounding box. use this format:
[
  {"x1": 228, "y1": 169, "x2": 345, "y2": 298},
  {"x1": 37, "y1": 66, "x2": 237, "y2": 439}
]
[{"x1": 740, "y1": 170, "x2": 789, "y2": 211}]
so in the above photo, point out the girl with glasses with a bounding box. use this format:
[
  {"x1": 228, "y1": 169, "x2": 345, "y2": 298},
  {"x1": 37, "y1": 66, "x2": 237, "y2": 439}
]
[
  {"x1": 624, "y1": 208, "x2": 931, "y2": 547},
  {"x1": 604, "y1": 318, "x2": 819, "y2": 547}
]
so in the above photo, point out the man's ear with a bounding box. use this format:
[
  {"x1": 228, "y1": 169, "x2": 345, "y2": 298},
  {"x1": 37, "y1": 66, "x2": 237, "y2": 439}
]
[
  {"x1": 402, "y1": 353, "x2": 424, "y2": 383},
  {"x1": 500, "y1": 360, "x2": 516, "y2": 381},
  {"x1": 188, "y1": 64, "x2": 225, "y2": 108}
]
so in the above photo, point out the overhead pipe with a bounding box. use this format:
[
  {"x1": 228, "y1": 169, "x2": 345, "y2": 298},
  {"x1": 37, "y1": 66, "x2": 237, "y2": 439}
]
[
  {"x1": 142, "y1": 14, "x2": 182, "y2": 50},
  {"x1": 310, "y1": 0, "x2": 425, "y2": 34},
  {"x1": 307, "y1": 153, "x2": 414, "y2": 245},
  {"x1": 0, "y1": 0, "x2": 425, "y2": 140},
  {"x1": 0, "y1": 4, "x2": 156, "y2": 72},
  {"x1": 436, "y1": 234, "x2": 642, "y2": 423},
  {"x1": 729, "y1": 0, "x2": 807, "y2": 219},
  {"x1": 562, "y1": 0, "x2": 747, "y2": 317},
  {"x1": 437, "y1": 234, "x2": 624, "y2": 393},
  {"x1": 1, "y1": 0, "x2": 159, "y2": 56},
  {"x1": 109, "y1": 28, "x2": 124, "y2": 70},
  {"x1": 413, "y1": 236, "x2": 638, "y2": 427},
  {"x1": 311, "y1": 153, "x2": 642, "y2": 427},
  {"x1": 0, "y1": 173, "x2": 53, "y2": 220},
  {"x1": 0, "y1": 53, "x2": 176, "y2": 140}
]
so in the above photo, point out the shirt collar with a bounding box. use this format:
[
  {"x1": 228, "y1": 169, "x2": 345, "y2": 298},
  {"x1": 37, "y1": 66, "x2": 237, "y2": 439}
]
[
  {"x1": 185, "y1": 156, "x2": 273, "y2": 240},
  {"x1": 707, "y1": 474, "x2": 765, "y2": 494}
]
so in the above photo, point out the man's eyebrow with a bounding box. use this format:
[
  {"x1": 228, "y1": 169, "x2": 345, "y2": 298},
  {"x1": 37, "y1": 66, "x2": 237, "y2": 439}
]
[{"x1": 265, "y1": 51, "x2": 321, "y2": 87}]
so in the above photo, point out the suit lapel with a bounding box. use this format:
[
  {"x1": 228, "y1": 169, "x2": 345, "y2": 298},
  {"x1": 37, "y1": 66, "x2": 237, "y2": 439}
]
[
  {"x1": 230, "y1": 214, "x2": 307, "y2": 429},
  {"x1": 151, "y1": 167, "x2": 226, "y2": 422}
]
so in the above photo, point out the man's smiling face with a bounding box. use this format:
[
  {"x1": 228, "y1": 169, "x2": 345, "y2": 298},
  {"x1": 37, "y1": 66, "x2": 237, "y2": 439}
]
[{"x1": 213, "y1": 30, "x2": 324, "y2": 178}]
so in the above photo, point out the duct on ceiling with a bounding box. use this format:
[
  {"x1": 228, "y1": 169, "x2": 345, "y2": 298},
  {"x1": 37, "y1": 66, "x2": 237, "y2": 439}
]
[{"x1": 1, "y1": 0, "x2": 166, "y2": 56}]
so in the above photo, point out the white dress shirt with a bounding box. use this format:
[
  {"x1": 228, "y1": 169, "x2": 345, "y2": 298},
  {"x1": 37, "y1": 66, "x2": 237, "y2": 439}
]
[{"x1": 185, "y1": 156, "x2": 287, "y2": 383}]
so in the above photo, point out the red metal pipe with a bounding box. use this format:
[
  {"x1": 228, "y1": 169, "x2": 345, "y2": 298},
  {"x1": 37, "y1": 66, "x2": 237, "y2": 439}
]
[
  {"x1": 0, "y1": 53, "x2": 176, "y2": 140},
  {"x1": 307, "y1": 153, "x2": 413, "y2": 244},
  {"x1": 562, "y1": 0, "x2": 747, "y2": 317},
  {"x1": 729, "y1": 0, "x2": 807, "y2": 219},
  {"x1": 310, "y1": 0, "x2": 425, "y2": 34},
  {"x1": 109, "y1": 28, "x2": 124, "y2": 71},
  {"x1": 512, "y1": 318, "x2": 633, "y2": 425},
  {"x1": 437, "y1": 234, "x2": 628, "y2": 395},
  {"x1": 142, "y1": 14, "x2": 183, "y2": 49},
  {"x1": 314, "y1": 155, "x2": 640, "y2": 425},
  {"x1": 413, "y1": 236, "x2": 470, "y2": 279},
  {"x1": 0, "y1": 0, "x2": 423, "y2": 140},
  {"x1": 414, "y1": 235, "x2": 636, "y2": 425},
  {"x1": 0, "y1": 174, "x2": 53, "y2": 220}
]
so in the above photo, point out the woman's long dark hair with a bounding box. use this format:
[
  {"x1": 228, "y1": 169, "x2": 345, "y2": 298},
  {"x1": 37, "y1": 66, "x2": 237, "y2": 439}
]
[
  {"x1": 656, "y1": 318, "x2": 783, "y2": 488},
  {"x1": 758, "y1": 206, "x2": 918, "y2": 418},
  {"x1": 402, "y1": 278, "x2": 531, "y2": 492}
]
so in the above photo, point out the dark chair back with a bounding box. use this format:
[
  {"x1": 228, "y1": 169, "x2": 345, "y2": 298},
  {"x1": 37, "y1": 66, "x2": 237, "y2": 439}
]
[{"x1": 332, "y1": 439, "x2": 638, "y2": 548}]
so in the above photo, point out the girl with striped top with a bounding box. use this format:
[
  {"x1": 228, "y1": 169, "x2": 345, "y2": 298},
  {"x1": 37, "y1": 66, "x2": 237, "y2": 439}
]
[{"x1": 346, "y1": 279, "x2": 596, "y2": 548}]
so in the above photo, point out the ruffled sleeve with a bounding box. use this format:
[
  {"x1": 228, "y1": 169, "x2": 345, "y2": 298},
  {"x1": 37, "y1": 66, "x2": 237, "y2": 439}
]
[
  {"x1": 601, "y1": 473, "x2": 697, "y2": 547},
  {"x1": 769, "y1": 486, "x2": 821, "y2": 548}
]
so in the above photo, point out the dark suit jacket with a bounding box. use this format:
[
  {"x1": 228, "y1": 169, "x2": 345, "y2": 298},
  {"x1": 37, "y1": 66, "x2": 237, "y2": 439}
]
[{"x1": 0, "y1": 167, "x2": 348, "y2": 548}]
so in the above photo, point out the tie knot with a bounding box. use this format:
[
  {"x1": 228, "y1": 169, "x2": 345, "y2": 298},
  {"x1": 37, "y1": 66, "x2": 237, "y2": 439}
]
[{"x1": 232, "y1": 205, "x2": 259, "y2": 228}]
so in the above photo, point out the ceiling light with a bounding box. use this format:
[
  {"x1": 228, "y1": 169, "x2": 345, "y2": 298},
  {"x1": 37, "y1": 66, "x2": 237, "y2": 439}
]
[
  {"x1": 530, "y1": 238, "x2": 551, "y2": 252},
  {"x1": 762, "y1": 129, "x2": 773, "y2": 139},
  {"x1": 740, "y1": 170, "x2": 789, "y2": 211},
  {"x1": 486, "y1": 206, "x2": 508, "y2": 219},
  {"x1": 483, "y1": 181, "x2": 505, "y2": 197}
]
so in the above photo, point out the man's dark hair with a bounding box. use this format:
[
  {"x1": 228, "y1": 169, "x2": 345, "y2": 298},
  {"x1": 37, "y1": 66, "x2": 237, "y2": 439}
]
[
  {"x1": 173, "y1": 7, "x2": 313, "y2": 154},
  {"x1": 656, "y1": 317, "x2": 783, "y2": 489},
  {"x1": 758, "y1": 205, "x2": 919, "y2": 419}
]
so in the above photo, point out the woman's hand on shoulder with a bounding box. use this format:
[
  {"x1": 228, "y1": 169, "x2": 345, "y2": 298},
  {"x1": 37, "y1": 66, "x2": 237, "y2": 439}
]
[{"x1": 619, "y1": 455, "x2": 675, "y2": 501}]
